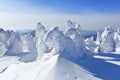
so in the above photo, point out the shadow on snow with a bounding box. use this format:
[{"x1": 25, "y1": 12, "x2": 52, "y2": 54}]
[{"x1": 65, "y1": 53, "x2": 120, "y2": 80}]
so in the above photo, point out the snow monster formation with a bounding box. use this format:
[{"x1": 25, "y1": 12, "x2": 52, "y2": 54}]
[
  {"x1": 114, "y1": 28, "x2": 120, "y2": 52},
  {"x1": 85, "y1": 26, "x2": 117, "y2": 53},
  {"x1": 5, "y1": 32, "x2": 23, "y2": 55},
  {"x1": 0, "y1": 20, "x2": 95, "y2": 62},
  {"x1": 85, "y1": 26, "x2": 120, "y2": 54},
  {"x1": 85, "y1": 36, "x2": 99, "y2": 53},
  {"x1": 0, "y1": 29, "x2": 16, "y2": 56},
  {"x1": 35, "y1": 20, "x2": 94, "y2": 59},
  {"x1": 0, "y1": 30, "x2": 8, "y2": 56},
  {"x1": 0, "y1": 30, "x2": 24, "y2": 55},
  {"x1": 65, "y1": 20, "x2": 93, "y2": 58},
  {"x1": 35, "y1": 22, "x2": 48, "y2": 58},
  {"x1": 1, "y1": 21, "x2": 120, "y2": 62},
  {"x1": 99, "y1": 26, "x2": 115, "y2": 53},
  {"x1": 19, "y1": 33, "x2": 37, "y2": 62},
  {"x1": 44, "y1": 27, "x2": 67, "y2": 54}
]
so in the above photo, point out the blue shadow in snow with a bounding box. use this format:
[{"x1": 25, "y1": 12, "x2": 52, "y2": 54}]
[{"x1": 64, "y1": 53, "x2": 120, "y2": 80}]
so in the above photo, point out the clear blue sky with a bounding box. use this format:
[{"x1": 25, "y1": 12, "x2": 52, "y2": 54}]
[
  {"x1": 1, "y1": 0, "x2": 120, "y2": 14},
  {"x1": 0, "y1": 0, "x2": 120, "y2": 30},
  {"x1": 27, "y1": 0, "x2": 120, "y2": 14}
]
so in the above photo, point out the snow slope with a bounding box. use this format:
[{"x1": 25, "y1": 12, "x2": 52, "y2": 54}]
[
  {"x1": 0, "y1": 54, "x2": 101, "y2": 80},
  {"x1": 0, "y1": 52, "x2": 120, "y2": 80}
]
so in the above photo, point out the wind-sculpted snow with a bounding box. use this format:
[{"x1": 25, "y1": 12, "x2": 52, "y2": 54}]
[
  {"x1": 0, "y1": 42, "x2": 7, "y2": 56},
  {"x1": 35, "y1": 22, "x2": 47, "y2": 42},
  {"x1": 44, "y1": 23, "x2": 93, "y2": 59},
  {"x1": 0, "y1": 21, "x2": 120, "y2": 60},
  {"x1": 85, "y1": 26, "x2": 120, "y2": 53},
  {"x1": 66, "y1": 23, "x2": 94, "y2": 57},
  {"x1": 100, "y1": 26, "x2": 115, "y2": 52},
  {"x1": 67, "y1": 20, "x2": 76, "y2": 29},
  {"x1": 85, "y1": 36, "x2": 99, "y2": 53},
  {"x1": 44, "y1": 27, "x2": 66, "y2": 53},
  {"x1": 5, "y1": 32, "x2": 23, "y2": 55},
  {"x1": 96, "y1": 31, "x2": 101, "y2": 45},
  {"x1": 114, "y1": 28, "x2": 120, "y2": 52},
  {"x1": 19, "y1": 33, "x2": 37, "y2": 62},
  {"x1": 35, "y1": 22, "x2": 47, "y2": 57},
  {"x1": 0, "y1": 20, "x2": 94, "y2": 61},
  {"x1": 2, "y1": 20, "x2": 120, "y2": 61},
  {"x1": 0, "y1": 30, "x2": 15, "y2": 56},
  {"x1": 1, "y1": 20, "x2": 120, "y2": 80},
  {"x1": 34, "y1": 21, "x2": 93, "y2": 59}
]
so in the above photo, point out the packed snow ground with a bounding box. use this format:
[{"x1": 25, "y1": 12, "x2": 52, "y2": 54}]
[
  {"x1": 0, "y1": 20, "x2": 120, "y2": 80},
  {"x1": 0, "y1": 52, "x2": 120, "y2": 80}
]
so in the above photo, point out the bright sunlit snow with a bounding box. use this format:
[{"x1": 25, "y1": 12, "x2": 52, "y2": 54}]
[{"x1": 0, "y1": 20, "x2": 120, "y2": 80}]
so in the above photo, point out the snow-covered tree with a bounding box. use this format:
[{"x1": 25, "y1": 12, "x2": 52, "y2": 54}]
[
  {"x1": 96, "y1": 31, "x2": 101, "y2": 45},
  {"x1": 35, "y1": 22, "x2": 48, "y2": 57},
  {"x1": 5, "y1": 32, "x2": 23, "y2": 55},
  {"x1": 66, "y1": 21, "x2": 94, "y2": 58},
  {"x1": 114, "y1": 28, "x2": 120, "y2": 51},
  {"x1": 99, "y1": 26, "x2": 115, "y2": 52},
  {"x1": 19, "y1": 33, "x2": 37, "y2": 62},
  {"x1": 67, "y1": 20, "x2": 76, "y2": 29},
  {"x1": 44, "y1": 27, "x2": 65, "y2": 53},
  {"x1": 0, "y1": 41, "x2": 7, "y2": 56}
]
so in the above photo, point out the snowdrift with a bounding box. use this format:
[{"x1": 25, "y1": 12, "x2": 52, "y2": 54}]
[{"x1": 0, "y1": 54, "x2": 100, "y2": 80}]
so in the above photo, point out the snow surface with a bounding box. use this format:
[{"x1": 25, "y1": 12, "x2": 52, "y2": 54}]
[{"x1": 0, "y1": 21, "x2": 120, "y2": 80}]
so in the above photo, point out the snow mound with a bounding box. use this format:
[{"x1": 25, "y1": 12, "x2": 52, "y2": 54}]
[{"x1": 0, "y1": 54, "x2": 100, "y2": 80}]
